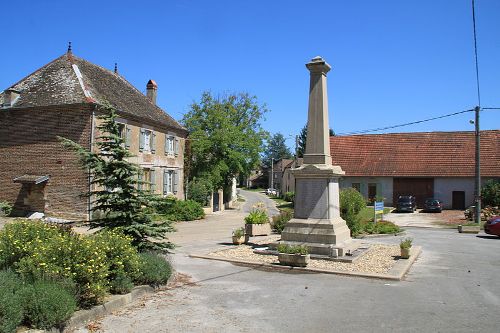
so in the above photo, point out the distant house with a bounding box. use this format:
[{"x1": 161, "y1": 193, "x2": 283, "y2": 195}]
[
  {"x1": 330, "y1": 131, "x2": 500, "y2": 209},
  {"x1": 269, "y1": 158, "x2": 294, "y2": 192},
  {"x1": 0, "y1": 50, "x2": 188, "y2": 219}
]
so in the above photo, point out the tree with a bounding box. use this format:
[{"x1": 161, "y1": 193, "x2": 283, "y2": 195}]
[
  {"x1": 482, "y1": 180, "x2": 500, "y2": 207},
  {"x1": 59, "y1": 105, "x2": 174, "y2": 251},
  {"x1": 297, "y1": 124, "x2": 335, "y2": 158},
  {"x1": 262, "y1": 132, "x2": 293, "y2": 168},
  {"x1": 182, "y1": 91, "x2": 267, "y2": 192}
]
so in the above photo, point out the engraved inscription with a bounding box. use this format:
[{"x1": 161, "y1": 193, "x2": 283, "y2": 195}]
[{"x1": 295, "y1": 178, "x2": 328, "y2": 219}]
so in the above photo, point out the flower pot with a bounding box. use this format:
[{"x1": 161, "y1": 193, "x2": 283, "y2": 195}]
[
  {"x1": 278, "y1": 253, "x2": 310, "y2": 267},
  {"x1": 245, "y1": 223, "x2": 271, "y2": 236},
  {"x1": 232, "y1": 235, "x2": 245, "y2": 245},
  {"x1": 400, "y1": 247, "x2": 410, "y2": 259}
]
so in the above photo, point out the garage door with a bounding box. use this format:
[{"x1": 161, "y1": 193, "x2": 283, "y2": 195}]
[{"x1": 393, "y1": 178, "x2": 434, "y2": 208}]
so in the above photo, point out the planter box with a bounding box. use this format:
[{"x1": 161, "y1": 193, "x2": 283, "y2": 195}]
[
  {"x1": 458, "y1": 225, "x2": 480, "y2": 234},
  {"x1": 232, "y1": 236, "x2": 245, "y2": 245},
  {"x1": 400, "y1": 248, "x2": 410, "y2": 259},
  {"x1": 278, "y1": 253, "x2": 310, "y2": 267},
  {"x1": 245, "y1": 223, "x2": 271, "y2": 236}
]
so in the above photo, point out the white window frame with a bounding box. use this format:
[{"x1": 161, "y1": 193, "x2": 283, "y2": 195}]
[
  {"x1": 166, "y1": 135, "x2": 175, "y2": 156},
  {"x1": 163, "y1": 170, "x2": 174, "y2": 195},
  {"x1": 143, "y1": 130, "x2": 152, "y2": 152}
]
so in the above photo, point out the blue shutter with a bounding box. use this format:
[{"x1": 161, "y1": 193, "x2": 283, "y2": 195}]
[
  {"x1": 174, "y1": 137, "x2": 179, "y2": 156},
  {"x1": 139, "y1": 129, "x2": 145, "y2": 152},
  {"x1": 125, "y1": 126, "x2": 131, "y2": 149},
  {"x1": 150, "y1": 168, "x2": 156, "y2": 192},
  {"x1": 138, "y1": 169, "x2": 143, "y2": 191},
  {"x1": 164, "y1": 134, "x2": 168, "y2": 155},
  {"x1": 163, "y1": 169, "x2": 168, "y2": 195},
  {"x1": 173, "y1": 170, "x2": 179, "y2": 194},
  {"x1": 151, "y1": 132, "x2": 156, "y2": 154}
]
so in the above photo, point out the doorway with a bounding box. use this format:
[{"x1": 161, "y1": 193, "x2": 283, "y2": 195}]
[{"x1": 452, "y1": 191, "x2": 466, "y2": 210}]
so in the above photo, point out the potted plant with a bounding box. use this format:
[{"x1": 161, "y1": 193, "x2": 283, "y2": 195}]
[
  {"x1": 277, "y1": 244, "x2": 310, "y2": 267},
  {"x1": 244, "y1": 203, "x2": 271, "y2": 236},
  {"x1": 232, "y1": 228, "x2": 245, "y2": 245},
  {"x1": 400, "y1": 237, "x2": 413, "y2": 259}
]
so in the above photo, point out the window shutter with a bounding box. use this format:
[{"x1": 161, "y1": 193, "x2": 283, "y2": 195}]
[
  {"x1": 139, "y1": 129, "x2": 145, "y2": 152},
  {"x1": 151, "y1": 132, "x2": 156, "y2": 154},
  {"x1": 174, "y1": 137, "x2": 179, "y2": 156},
  {"x1": 150, "y1": 168, "x2": 156, "y2": 193},
  {"x1": 173, "y1": 170, "x2": 179, "y2": 194},
  {"x1": 163, "y1": 170, "x2": 168, "y2": 195},
  {"x1": 125, "y1": 126, "x2": 131, "y2": 148},
  {"x1": 164, "y1": 134, "x2": 168, "y2": 155}
]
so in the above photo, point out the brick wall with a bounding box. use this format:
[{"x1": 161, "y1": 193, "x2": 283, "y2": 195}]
[{"x1": 0, "y1": 104, "x2": 93, "y2": 219}]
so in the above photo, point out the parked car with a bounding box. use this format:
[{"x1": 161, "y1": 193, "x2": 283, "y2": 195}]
[
  {"x1": 266, "y1": 188, "x2": 277, "y2": 196},
  {"x1": 424, "y1": 198, "x2": 443, "y2": 213},
  {"x1": 397, "y1": 195, "x2": 417, "y2": 212},
  {"x1": 484, "y1": 216, "x2": 500, "y2": 236}
]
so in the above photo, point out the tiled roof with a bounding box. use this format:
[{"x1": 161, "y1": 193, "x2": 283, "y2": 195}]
[
  {"x1": 0, "y1": 53, "x2": 186, "y2": 133},
  {"x1": 330, "y1": 131, "x2": 500, "y2": 177}
]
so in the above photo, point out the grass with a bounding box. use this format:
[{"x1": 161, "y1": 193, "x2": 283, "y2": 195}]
[
  {"x1": 269, "y1": 196, "x2": 294, "y2": 214},
  {"x1": 357, "y1": 206, "x2": 392, "y2": 223}
]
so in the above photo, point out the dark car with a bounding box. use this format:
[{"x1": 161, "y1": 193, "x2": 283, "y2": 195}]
[
  {"x1": 397, "y1": 196, "x2": 416, "y2": 212},
  {"x1": 484, "y1": 216, "x2": 500, "y2": 236},
  {"x1": 424, "y1": 198, "x2": 443, "y2": 213}
]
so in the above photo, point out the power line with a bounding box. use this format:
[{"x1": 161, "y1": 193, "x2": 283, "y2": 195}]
[
  {"x1": 336, "y1": 108, "x2": 474, "y2": 136},
  {"x1": 472, "y1": 0, "x2": 481, "y2": 107}
]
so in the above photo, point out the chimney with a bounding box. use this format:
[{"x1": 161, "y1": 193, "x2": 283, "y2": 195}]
[
  {"x1": 2, "y1": 89, "x2": 20, "y2": 107},
  {"x1": 146, "y1": 80, "x2": 158, "y2": 105}
]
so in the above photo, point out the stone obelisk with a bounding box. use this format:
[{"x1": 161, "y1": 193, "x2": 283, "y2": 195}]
[{"x1": 281, "y1": 56, "x2": 355, "y2": 257}]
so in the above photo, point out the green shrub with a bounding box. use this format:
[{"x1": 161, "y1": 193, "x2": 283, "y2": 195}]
[
  {"x1": 271, "y1": 211, "x2": 292, "y2": 233},
  {"x1": 244, "y1": 204, "x2": 269, "y2": 224},
  {"x1": 149, "y1": 195, "x2": 177, "y2": 214},
  {"x1": 340, "y1": 188, "x2": 366, "y2": 217},
  {"x1": 344, "y1": 212, "x2": 362, "y2": 237},
  {"x1": 283, "y1": 192, "x2": 295, "y2": 203},
  {"x1": 136, "y1": 252, "x2": 172, "y2": 287},
  {"x1": 20, "y1": 279, "x2": 77, "y2": 330},
  {"x1": 482, "y1": 180, "x2": 500, "y2": 207},
  {"x1": 0, "y1": 270, "x2": 24, "y2": 333},
  {"x1": 187, "y1": 178, "x2": 213, "y2": 206},
  {"x1": 0, "y1": 201, "x2": 12, "y2": 216},
  {"x1": 166, "y1": 199, "x2": 205, "y2": 221},
  {"x1": 360, "y1": 220, "x2": 400, "y2": 235},
  {"x1": 109, "y1": 271, "x2": 134, "y2": 294},
  {"x1": 232, "y1": 227, "x2": 244, "y2": 238},
  {"x1": 276, "y1": 244, "x2": 308, "y2": 255},
  {"x1": 400, "y1": 238, "x2": 413, "y2": 249}
]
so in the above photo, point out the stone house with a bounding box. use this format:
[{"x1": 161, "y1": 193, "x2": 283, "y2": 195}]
[
  {"x1": 330, "y1": 131, "x2": 500, "y2": 209},
  {"x1": 269, "y1": 158, "x2": 294, "y2": 192},
  {"x1": 0, "y1": 50, "x2": 187, "y2": 219}
]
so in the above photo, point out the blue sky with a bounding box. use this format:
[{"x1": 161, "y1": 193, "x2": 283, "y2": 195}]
[{"x1": 1, "y1": 0, "x2": 498, "y2": 147}]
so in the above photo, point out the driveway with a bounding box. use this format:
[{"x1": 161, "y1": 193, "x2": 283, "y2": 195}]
[
  {"x1": 385, "y1": 210, "x2": 466, "y2": 228},
  {"x1": 74, "y1": 224, "x2": 500, "y2": 332}
]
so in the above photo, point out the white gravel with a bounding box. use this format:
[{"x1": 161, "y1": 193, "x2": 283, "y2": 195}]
[{"x1": 210, "y1": 242, "x2": 400, "y2": 274}]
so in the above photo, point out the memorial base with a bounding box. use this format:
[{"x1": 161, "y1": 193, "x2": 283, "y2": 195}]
[{"x1": 281, "y1": 217, "x2": 359, "y2": 257}]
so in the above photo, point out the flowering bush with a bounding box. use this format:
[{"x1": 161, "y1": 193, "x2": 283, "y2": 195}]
[
  {"x1": 244, "y1": 202, "x2": 269, "y2": 225},
  {"x1": 0, "y1": 220, "x2": 142, "y2": 307}
]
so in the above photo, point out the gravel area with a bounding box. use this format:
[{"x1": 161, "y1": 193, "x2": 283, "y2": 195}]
[{"x1": 209, "y1": 242, "x2": 400, "y2": 274}]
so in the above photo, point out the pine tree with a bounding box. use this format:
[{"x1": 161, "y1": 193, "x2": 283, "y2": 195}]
[{"x1": 59, "y1": 105, "x2": 174, "y2": 251}]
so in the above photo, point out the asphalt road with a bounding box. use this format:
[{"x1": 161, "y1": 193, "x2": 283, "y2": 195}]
[
  {"x1": 239, "y1": 189, "x2": 280, "y2": 216},
  {"x1": 76, "y1": 216, "x2": 500, "y2": 332}
]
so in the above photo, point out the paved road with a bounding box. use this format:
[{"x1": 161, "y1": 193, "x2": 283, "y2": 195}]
[
  {"x1": 75, "y1": 216, "x2": 500, "y2": 332},
  {"x1": 239, "y1": 189, "x2": 280, "y2": 216}
]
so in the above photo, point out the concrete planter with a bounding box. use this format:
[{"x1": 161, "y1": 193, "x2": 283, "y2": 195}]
[
  {"x1": 245, "y1": 223, "x2": 271, "y2": 237},
  {"x1": 278, "y1": 253, "x2": 310, "y2": 267},
  {"x1": 458, "y1": 225, "x2": 480, "y2": 234},
  {"x1": 400, "y1": 248, "x2": 410, "y2": 259},
  {"x1": 232, "y1": 236, "x2": 245, "y2": 245}
]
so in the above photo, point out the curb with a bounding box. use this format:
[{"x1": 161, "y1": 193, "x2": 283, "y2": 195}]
[
  {"x1": 189, "y1": 246, "x2": 422, "y2": 281},
  {"x1": 62, "y1": 285, "x2": 155, "y2": 332}
]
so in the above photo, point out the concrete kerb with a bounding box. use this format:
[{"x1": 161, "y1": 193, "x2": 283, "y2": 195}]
[
  {"x1": 27, "y1": 285, "x2": 156, "y2": 333},
  {"x1": 189, "y1": 246, "x2": 422, "y2": 281}
]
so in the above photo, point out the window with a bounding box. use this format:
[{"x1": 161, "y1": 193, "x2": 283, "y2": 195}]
[
  {"x1": 352, "y1": 183, "x2": 361, "y2": 192},
  {"x1": 163, "y1": 169, "x2": 178, "y2": 195},
  {"x1": 140, "y1": 129, "x2": 156, "y2": 153},
  {"x1": 165, "y1": 135, "x2": 179, "y2": 156},
  {"x1": 165, "y1": 136, "x2": 174, "y2": 155},
  {"x1": 117, "y1": 123, "x2": 131, "y2": 148},
  {"x1": 139, "y1": 168, "x2": 156, "y2": 192}
]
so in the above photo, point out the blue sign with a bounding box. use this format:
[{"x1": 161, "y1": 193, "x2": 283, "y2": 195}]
[{"x1": 374, "y1": 201, "x2": 384, "y2": 214}]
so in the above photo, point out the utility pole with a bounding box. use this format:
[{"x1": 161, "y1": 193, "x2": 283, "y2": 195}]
[
  {"x1": 474, "y1": 106, "x2": 481, "y2": 225},
  {"x1": 270, "y1": 157, "x2": 274, "y2": 190}
]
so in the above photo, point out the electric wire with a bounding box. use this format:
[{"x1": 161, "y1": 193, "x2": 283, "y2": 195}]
[{"x1": 336, "y1": 109, "x2": 475, "y2": 136}]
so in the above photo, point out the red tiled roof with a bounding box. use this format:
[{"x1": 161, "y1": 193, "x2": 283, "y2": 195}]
[{"x1": 330, "y1": 130, "x2": 500, "y2": 177}]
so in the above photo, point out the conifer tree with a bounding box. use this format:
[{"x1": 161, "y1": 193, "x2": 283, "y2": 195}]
[{"x1": 59, "y1": 105, "x2": 174, "y2": 251}]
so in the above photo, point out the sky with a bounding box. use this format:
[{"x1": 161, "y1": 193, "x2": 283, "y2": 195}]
[{"x1": 1, "y1": 0, "x2": 499, "y2": 149}]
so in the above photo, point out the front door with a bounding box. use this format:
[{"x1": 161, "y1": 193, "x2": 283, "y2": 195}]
[
  {"x1": 213, "y1": 192, "x2": 220, "y2": 212},
  {"x1": 452, "y1": 191, "x2": 465, "y2": 210},
  {"x1": 368, "y1": 184, "x2": 377, "y2": 202}
]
